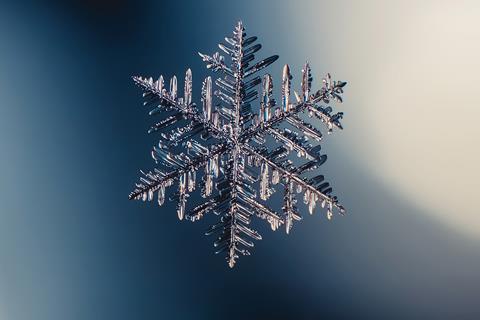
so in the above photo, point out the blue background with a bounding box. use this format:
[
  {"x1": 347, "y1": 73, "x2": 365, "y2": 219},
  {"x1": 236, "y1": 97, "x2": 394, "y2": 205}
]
[{"x1": 1, "y1": 0, "x2": 479, "y2": 319}]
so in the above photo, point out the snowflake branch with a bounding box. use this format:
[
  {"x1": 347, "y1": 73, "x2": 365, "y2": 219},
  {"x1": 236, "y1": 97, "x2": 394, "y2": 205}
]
[
  {"x1": 283, "y1": 178, "x2": 302, "y2": 234},
  {"x1": 242, "y1": 144, "x2": 345, "y2": 215},
  {"x1": 266, "y1": 127, "x2": 318, "y2": 160},
  {"x1": 132, "y1": 74, "x2": 229, "y2": 142},
  {"x1": 286, "y1": 115, "x2": 323, "y2": 142},
  {"x1": 241, "y1": 195, "x2": 284, "y2": 231},
  {"x1": 198, "y1": 52, "x2": 234, "y2": 76},
  {"x1": 129, "y1": 143, "x2": 228, "y2": 201},
  {"x1": 240, "y1": 74, "x2": 346, "y2": 142}
]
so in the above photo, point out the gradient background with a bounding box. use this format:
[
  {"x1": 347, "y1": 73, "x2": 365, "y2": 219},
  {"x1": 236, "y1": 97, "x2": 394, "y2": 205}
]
[{"x1": 1, "y1": 0, "x2": 479, "y2": 319}]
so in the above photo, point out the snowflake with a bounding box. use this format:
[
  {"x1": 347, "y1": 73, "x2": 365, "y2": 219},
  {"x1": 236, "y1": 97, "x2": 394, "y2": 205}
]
[{"x1": 129, "y1": 21, "x2": 347, "y2": 268}]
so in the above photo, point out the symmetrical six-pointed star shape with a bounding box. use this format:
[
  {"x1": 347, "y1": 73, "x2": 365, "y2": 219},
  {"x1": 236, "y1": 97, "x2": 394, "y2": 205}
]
[{"x1": 129, "y1": 21, "x2": 347, "y2": 267}]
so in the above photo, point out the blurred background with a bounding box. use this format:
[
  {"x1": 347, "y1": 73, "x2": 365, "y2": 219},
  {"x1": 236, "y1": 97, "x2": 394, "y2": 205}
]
[{"x1": 1, "y1": 0, "x2": 479, "y2": 319}]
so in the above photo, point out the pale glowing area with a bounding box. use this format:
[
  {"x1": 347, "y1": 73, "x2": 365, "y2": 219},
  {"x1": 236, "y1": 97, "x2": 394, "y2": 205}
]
[
  {"x1": 371, "y1": 3, "x2": 480, "y2": 237},
  {"x1": 287, "y1": 0, "x2": 480, "y2": 238}
]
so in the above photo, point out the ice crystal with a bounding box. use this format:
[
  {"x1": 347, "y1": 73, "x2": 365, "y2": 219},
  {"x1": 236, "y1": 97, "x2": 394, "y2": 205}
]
[{"x1": 129, "y1": 21, "x2": 348, "y2": 268}]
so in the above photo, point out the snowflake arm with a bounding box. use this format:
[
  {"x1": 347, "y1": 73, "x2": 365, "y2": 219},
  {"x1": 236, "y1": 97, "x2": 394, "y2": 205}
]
[
  {"x1": 129, "y1": 141, "x2": 228, "y2": 219},
  {"x1": 132, "y1": 71, "x2": 228, "y2": 143},
  {"x1": 241, "y1": 143, "x2": 345, "y2": 214}
]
